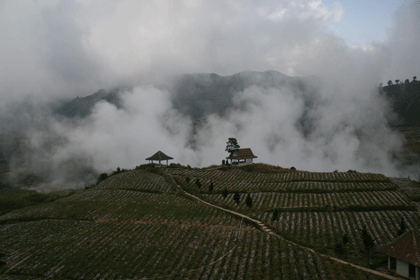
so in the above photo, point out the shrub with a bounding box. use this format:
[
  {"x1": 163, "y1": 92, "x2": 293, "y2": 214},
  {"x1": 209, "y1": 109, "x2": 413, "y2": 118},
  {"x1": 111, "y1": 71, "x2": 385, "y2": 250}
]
[
  {"x1": 233, "y1": 192, "x2": 240, "y2": 204},
  {"x1": 342, "y1": 233, "x2": 349, "y2": 245},
  {"x1": 96, "y1": 173, "x2": 108, "y2": 185},
  {"x1": 222, "y1": 187, "x2": 229, "y2": 199},
  {"x1": 209, "y1": 182, "x2": 214, "y2": 193},
  {"x1": 185, "y1": 177, "x2": 190, "y2": 184},
  {"x1": 290, "y1": 166, "x2": 296, "y2": 171},
  {"x1": 272, "y1": 209, "x2": 279, "y2": 221},
  {"x1": 195, "y1": 179, "x2": 201, "y2": 189},
  {"x1": 245, "y1": 194, "x2": 253, "y2": 208},
  {"x1": 398, "y1": 217, "x2": 407, "y2": 236}
]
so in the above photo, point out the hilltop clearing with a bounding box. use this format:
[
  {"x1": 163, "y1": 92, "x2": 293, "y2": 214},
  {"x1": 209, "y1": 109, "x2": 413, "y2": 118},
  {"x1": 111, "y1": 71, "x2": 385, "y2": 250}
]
[{"x1": 1, "y1": 166, "x2": 415, "y2": 279}]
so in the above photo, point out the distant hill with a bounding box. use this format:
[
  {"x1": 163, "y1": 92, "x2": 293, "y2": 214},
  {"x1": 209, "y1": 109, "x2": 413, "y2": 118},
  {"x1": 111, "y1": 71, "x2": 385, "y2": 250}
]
[
  {"x1": 54, "y1": 70, "x2": 322, "y2": 121},
  {"x1": 54, "y1": 88, "x2": 123, "y2": 118},
  {"x1": 381, "y1": 79, "x2": 420, "y2": 125}
]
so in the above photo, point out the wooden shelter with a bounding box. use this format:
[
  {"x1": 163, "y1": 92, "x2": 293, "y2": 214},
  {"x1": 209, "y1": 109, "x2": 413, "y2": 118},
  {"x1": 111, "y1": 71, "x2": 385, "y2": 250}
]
[
  {"x1": 376, "y1": 230, "x2": 420, "y2": 279},
  {"x1": 226, "y1": 148, "x2": 257, "y2": 165},
  {"x1": 145, "y1": 151, "x2": 173, "y2": 167}
]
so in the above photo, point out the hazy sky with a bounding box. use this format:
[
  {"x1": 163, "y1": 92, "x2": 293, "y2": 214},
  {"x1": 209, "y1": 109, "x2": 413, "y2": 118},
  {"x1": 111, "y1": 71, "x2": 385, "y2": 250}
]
[
  {"x1": 1, "y1": 0, "x2": 419, "y2": 184},
  {"x1": 1, "y1": 0, "x2": 418, "y2": 105}
]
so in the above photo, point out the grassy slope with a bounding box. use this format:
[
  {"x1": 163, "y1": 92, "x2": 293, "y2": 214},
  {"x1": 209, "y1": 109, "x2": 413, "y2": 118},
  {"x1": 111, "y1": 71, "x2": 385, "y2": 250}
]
[{"x1": 0, "y1": 168, "x2": 388, "y2": 279}]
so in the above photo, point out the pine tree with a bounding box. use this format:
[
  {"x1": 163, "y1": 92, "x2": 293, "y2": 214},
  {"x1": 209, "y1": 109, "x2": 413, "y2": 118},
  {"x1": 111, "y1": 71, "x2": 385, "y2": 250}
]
[
  {"x1": 245, "y1": 194, "x2": 253, "y2": 208},
  {"x1": 233, "y1": 192, "x2": 240, "y2": 204},
  {"x1": 209, "y1": 182, "x2": 214, "y2": 193},
  {"x1": 222, "y1": 187, "x2": 229, "y2": 199}
]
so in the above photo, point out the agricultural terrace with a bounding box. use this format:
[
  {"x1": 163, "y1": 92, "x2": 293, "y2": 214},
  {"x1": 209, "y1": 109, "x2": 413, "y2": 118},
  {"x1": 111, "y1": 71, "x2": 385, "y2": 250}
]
[
  {"x1": 169, "y1": 166, "x2": 420, "y2": 257},
  {"x1": 0, "y1": 168, "x2": 386, "y2": 279}
]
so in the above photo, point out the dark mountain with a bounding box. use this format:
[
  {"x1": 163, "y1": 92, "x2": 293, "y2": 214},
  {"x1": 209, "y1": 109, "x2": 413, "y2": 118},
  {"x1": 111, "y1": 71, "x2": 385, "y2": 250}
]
[
  {"x1": 54, "y1": 88, "x2": 123, "y2": 118},
  {"x1": 54, "y1": 70, "x2": 322, "y2": 122},
  {"x1": 170, "y1": 70, "x2": 321, "y2": 121},
  {"x1": 381, "y1": 79, "x2": 420, "y2": 125}
]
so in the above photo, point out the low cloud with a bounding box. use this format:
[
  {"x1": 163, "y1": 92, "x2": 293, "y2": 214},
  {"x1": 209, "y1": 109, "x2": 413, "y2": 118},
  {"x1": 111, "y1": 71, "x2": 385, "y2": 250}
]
[{"x1": 0, "y1": 0, "x2": 419, "y2": 188}]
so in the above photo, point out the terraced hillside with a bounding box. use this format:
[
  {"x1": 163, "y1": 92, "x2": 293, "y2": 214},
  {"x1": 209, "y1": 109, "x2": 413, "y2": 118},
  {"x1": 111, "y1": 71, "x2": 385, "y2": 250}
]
[
  {"x1": 0, "y1": 167, "x2": 391, "y2": 279},
  {"x1": 169, "y1": 166, "x2": 420, "y2": 257}
]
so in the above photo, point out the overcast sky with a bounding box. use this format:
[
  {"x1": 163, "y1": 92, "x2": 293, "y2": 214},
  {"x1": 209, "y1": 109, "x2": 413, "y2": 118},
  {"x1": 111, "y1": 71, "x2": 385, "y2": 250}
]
[
  {"x1": 1, "y1": 0, "x2": 419, "y2": 183},
  {"x1": 1, "y1": 0, "x2": 419, "y2": 105}
]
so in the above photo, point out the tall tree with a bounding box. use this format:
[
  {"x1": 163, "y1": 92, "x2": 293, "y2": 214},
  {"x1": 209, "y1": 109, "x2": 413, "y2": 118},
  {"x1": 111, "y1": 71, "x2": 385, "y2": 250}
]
[
  {"x1": 225, "y1": 138, "x2": 240, "y2": 154},
  {"x1": 360, "y1": 225, "x2": 375, "y2": 267},
  {"x1": 387, "y1": 80, "x2": 393, "y2": 86}
]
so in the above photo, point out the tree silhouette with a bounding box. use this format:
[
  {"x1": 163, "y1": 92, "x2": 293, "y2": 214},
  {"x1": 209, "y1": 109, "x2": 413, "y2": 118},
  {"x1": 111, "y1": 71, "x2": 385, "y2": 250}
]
[
  {"x1": 395, "y1": 79, "x2": 400, "y2": 84},
  {"x1": 245, "y1": 194, "x2": 253, "y2": 208},
  {"x1": 405, "y1": 79, "x2": 410, "y2": 84},
  {"x1": 225, "y1": 138, "x2": 240, "y2": 154},
  {"x1": 360, "y1": 225, "x2": 375, "y2": 266},
  {"x1": 195, "y1": 178, "x2": 201, "y2": 189},
  {"x1": 342, "y1": 233, "x2": 349, "y2": 245},
  {"x1": 186, "y1": 177, "x2": 190, "y2": 184},
  {"x1": 233, "y1": 192, "x2": 240, "y2": 204},
  {"x1": 209, "y1": 182, "x2": 214, "y2": 193},
  {"x1": 272, "y1": 209, "x2": 279, "y2": 221},
  {"x1": 387, "y1": 80, "x2": 393, "y2": 86},
  {"x1": 397, "y1": 217, "x2": 407, "y2": 236},
  {"x1": 222, "y1": 187, "x2": 229, "y2": 199},
  {"x1": 413, "y1": 76, "x2": 417, "y2": 82}
]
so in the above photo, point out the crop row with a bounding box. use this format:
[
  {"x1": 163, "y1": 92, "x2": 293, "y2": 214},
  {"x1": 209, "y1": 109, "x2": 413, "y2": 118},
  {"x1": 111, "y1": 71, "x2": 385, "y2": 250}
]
[
  {"x1": 168, "y1": 169, "x2": 389, "y2": 184},
  {"x1": 97, "y1": 170, "x2": 174, "y2": 193},
  {"x1": 202, "y1": 190, "x2": 412, "y2": 211},
  {"x1": 0, "y1": 191, "x2": 241, "y2": 227},
  {"x1": 251, "y1": 210, "x2": 420, "y2": 251},
  {"x1": 170, "y1": 171, "x2": 394, "y2": 193},
  {"x1": 0, "y1": 219, "x2": 384, "y2": 279}
]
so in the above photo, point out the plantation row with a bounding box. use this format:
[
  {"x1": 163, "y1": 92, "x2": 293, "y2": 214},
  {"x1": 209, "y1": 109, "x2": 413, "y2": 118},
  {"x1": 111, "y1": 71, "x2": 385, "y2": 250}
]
[
  {"x1": 0, "y1": 219, "x2": 385, "y2": 279},
  {"x1": 0, "y1": 191, "x2": 242, "y2": 227},
  {"x1": 169, "y1": 169, "x2": 389, "y2": 185},
  {"x1": 203, "y1": 190, "x2": 412, "y2": 211},
  {"x1": 170, "y1": 172, "x2": 395, "y2": 193},
  {"x1": 97, "y1": 170, "x2": 175, "y2": 193},
  {"x1": 250, "y1": 210, "x2": 420, "y2": 252}
]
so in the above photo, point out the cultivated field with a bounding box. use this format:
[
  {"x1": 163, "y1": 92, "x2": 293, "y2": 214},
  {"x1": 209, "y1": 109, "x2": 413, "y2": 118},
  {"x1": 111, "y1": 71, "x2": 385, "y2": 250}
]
[
  {"x1": 169, "y1": 167, "x2": 420, "y2": 256},
  {"x1": 1, "y1": 167, "x2": 416, "y2": 279}
]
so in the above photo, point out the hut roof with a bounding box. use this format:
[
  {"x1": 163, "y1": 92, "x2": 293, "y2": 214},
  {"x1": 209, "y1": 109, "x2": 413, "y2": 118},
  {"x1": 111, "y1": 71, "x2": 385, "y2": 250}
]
[
  {"x1": 226, "y1": 148, "x2": 257, "y2": 160},
  {"x1": 376, "y1": 230, "x2": 420, "y2": 266},
  {"x1": 145, "y1": 151, "x2": 174, "y2": 161}
]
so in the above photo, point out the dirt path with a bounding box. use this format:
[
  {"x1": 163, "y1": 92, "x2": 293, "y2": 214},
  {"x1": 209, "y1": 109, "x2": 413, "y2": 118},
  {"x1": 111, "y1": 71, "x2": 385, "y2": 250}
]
[{"x1": 166, "y1": 171, "x2": 402, "y2": 280}]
